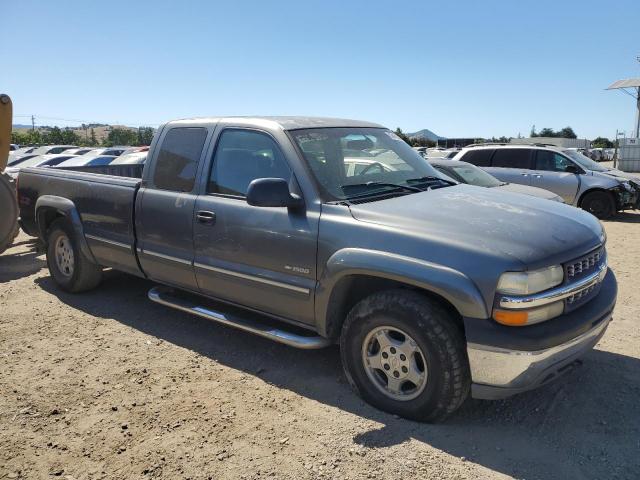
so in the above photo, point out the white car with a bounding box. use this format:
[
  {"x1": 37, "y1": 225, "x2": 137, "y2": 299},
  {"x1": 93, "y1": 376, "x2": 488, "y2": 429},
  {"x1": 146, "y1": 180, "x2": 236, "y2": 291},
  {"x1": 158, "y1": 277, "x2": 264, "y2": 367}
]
[{"x1": 5, "y1": 154, "x2": 78, "y2": 179}]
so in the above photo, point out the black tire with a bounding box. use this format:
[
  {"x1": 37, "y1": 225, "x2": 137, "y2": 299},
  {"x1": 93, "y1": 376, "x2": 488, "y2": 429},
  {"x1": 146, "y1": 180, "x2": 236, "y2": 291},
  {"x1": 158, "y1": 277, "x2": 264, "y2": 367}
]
[
  {"x1": 581, "y1": 191, "x2": 615, "y2": 219},
  {"x1": 340, "y1": 289, "x2": 470, "y2": 422},
  {"x1": 46, "y1": 219, "x2": 102, "y2": 293}
]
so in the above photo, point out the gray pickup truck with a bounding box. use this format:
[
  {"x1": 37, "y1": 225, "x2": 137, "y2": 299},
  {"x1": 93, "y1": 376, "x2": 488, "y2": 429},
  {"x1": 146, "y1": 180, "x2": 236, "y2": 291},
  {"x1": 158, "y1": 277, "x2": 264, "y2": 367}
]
[{"x1": 18, "y1": 117, "x2": 617, "y2": 422}]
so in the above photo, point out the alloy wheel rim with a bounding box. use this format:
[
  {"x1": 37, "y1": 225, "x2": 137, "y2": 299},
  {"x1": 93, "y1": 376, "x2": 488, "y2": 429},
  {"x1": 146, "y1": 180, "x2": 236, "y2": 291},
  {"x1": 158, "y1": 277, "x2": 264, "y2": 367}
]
[
  {"x1": 55, "y1": 235, "x2": 74, "y2": 277},
  {"x1": 361, "y1": 326, "x2": 428, "y2": 401}
]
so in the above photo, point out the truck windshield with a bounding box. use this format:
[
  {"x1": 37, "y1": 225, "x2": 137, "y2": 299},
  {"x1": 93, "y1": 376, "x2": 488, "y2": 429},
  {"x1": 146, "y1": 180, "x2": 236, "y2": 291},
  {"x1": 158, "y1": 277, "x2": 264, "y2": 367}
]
[
  {"x1": 290, "y1": 128, "x2": 448, "y2": 201},
  {"x1": 563, "y1": 150, "x2": 608, "y2": 172}
]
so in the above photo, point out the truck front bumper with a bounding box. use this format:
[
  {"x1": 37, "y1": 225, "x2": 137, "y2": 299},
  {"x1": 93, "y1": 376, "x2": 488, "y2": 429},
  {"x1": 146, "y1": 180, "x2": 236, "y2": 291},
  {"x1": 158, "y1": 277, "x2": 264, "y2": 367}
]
[{"x1": 464, "y1": 269, "x2": 616, "y2": 400}]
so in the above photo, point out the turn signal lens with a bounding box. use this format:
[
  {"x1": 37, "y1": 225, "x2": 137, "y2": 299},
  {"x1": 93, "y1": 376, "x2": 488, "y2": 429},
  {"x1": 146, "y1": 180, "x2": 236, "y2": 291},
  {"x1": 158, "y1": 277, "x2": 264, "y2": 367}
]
[
  {"x1": 493, "y1": 301, "x2": 564, "y2": 327},
  {"x1": 493, "y1": 310, "x2": 529, "y2": 326}
]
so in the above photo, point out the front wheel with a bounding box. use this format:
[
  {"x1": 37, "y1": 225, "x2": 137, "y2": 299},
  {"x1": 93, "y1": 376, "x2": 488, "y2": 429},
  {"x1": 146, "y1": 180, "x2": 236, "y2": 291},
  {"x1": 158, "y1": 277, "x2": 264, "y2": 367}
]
[
  {"x1": 581, "y1": 191, "x2": 615, "y2": 219},
  {"x1": 340, "y1": 290, "x2": 470, "y2": 422}
]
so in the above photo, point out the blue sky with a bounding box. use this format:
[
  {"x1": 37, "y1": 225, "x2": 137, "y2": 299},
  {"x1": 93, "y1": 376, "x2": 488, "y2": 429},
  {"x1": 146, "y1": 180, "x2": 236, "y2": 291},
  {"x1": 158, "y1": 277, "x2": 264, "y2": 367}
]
[{"x1": 3, "y1": 0, "x2": 639, "y2": 139}]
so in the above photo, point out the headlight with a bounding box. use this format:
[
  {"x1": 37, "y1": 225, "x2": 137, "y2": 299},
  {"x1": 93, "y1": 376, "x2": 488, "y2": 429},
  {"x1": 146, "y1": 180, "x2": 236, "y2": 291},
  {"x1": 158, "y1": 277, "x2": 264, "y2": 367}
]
[{"x1": 496, "y1": 265, "x2": 563, "y2": 295}]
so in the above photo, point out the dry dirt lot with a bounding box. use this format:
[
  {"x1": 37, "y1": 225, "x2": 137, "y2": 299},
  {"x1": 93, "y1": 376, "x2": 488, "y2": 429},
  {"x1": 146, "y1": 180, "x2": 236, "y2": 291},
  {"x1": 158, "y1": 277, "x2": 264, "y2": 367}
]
[{"x1": 1, "y1": 214, "x2": 639, "y2": 480}]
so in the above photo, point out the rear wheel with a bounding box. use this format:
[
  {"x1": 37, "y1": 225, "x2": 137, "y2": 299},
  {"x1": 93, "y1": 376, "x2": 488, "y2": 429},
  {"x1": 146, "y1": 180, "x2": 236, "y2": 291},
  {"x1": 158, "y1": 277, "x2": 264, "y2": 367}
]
[
  {"x1": 581, "y1": 191, "x2": 615, "y2": 219},
  {"x1": 340, "y1": 290, "x2": 470, "y2": 422},
  {"x1": 46, "y1": 219, "x2": 102, "y2": 292}
]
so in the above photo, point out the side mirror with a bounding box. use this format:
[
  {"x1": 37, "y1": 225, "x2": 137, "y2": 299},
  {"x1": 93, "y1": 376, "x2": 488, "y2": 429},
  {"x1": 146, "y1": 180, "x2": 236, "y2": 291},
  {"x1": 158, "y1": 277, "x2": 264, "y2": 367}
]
[
  {"x1": 565, "y1": 165, "x2": 580, "y2": 174},
  {"x1": 246, "y1": 178, "x2": 303, "y2": 209}
]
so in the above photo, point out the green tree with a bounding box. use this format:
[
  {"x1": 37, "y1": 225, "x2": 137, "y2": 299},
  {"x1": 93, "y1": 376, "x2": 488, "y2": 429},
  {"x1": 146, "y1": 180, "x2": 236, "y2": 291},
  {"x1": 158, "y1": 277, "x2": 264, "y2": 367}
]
[
  {"x1": 137, "y1": 127, "x2": 155, "y2": 146},
  {"x1": 104, "y1": 127, "x2": 138, "y2": 146},
  {"x1": 592, "y1": 136, "x2": 614, "y2": 148},
  {"x1": 394, "y1": 127, "x2": 412, "y2": 145},
  {"x1": 559, "y1": 126, "x2": 577, "y2": 139},
  {"x1": 45, "y1": 126, "x2": 64, "y2": 144},
  {"x1": 530, "y1": 126, "x2": 577, "y2": 139},
  {"x1": 537, "y1": 127, "x2": 556, "y2": 137},
  {"x1": 61, "y1": 128, "x2": 80, "y2": 145},
  {"x1": 90, "y1": 128, "x2": 98, "y2": 146}
]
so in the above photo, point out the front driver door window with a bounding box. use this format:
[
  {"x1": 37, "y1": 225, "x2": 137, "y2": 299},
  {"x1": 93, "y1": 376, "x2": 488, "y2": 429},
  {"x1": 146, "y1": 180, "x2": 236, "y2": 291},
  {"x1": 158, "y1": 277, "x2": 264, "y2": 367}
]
[
  {"x1": 532, "y1": 150, "x2": 580, "y2": 203},
  {"x1": 193, "y1": 128, "x2": 318, "y2": 325}
]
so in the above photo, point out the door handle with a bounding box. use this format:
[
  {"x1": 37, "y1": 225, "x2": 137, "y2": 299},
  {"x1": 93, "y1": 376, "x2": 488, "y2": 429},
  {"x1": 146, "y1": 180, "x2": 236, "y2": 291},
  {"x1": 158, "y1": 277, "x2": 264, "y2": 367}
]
[
  {"x1": 533, "y1": 174, "x2": 543, "y2": 178},
  {"x1": 196, "y1": 210, "x2": 216, "y2": 224},
  {"x1": 520, "y1": 173, "x2": 529, "y2": 176}
]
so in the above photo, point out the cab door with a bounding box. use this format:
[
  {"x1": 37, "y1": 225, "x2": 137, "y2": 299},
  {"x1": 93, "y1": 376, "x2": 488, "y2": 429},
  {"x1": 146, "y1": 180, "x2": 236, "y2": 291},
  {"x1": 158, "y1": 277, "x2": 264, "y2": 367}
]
[
  {"x1": 530, "y1": 150, "x2": 581, "y2": 203},
  {"x1": 135, "y1": 125, "x2": 211, "y2": 290},
  {"x1": 192, "y1": 128, "x2": 319, "y2": 325}
]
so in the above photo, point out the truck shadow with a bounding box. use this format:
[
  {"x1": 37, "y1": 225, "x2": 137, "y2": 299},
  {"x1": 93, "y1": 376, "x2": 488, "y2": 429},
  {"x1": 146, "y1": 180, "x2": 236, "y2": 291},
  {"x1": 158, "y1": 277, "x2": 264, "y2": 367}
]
[
  {"x1": 0, "y1": 240, "x2": 46, "y2": 282},
  {"x1": 36, "y1": 271, "x2": 640, "y2": 480}
]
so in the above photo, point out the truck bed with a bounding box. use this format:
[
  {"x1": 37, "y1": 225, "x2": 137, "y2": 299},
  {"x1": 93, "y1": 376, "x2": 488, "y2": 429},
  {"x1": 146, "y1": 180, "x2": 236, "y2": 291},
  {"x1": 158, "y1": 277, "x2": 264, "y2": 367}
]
[{"x1": 18, "y1": 166, "x2": 143, "y2": 277}]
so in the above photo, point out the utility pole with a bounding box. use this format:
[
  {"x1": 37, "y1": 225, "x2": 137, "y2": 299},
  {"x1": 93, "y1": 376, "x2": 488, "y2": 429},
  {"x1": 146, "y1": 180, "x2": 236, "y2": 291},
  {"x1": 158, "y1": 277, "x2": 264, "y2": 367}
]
[
  {"x1": 636, "y1": 56, "x2": 640, "y2": 138},
  {"x1": 31, "y1": 115, "x2": 35, "y2": 131}
]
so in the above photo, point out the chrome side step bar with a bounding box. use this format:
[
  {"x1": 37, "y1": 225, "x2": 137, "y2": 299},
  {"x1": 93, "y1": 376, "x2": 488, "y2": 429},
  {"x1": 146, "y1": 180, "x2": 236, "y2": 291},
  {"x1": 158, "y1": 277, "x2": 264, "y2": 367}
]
[{"x1": 148, "y1": 286, "x2": 332, "y2": 350}]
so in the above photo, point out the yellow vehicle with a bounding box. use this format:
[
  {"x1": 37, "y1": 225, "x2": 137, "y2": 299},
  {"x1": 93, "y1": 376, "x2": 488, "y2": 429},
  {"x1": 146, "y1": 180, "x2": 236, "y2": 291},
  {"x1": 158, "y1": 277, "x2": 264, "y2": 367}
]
[{"x1": 0, "y1": 94, "x2": 19, "y2": 254}]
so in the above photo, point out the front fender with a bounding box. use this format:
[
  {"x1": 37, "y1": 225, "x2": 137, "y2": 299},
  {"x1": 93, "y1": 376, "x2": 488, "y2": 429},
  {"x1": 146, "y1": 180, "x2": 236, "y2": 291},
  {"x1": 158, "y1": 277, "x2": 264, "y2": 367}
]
[
  {"x1": 315, "y1": 248, "x2": 489, "y2": 336},
  {"x1": 35, "y1": 195, "x2": 96, "y2": 263}
]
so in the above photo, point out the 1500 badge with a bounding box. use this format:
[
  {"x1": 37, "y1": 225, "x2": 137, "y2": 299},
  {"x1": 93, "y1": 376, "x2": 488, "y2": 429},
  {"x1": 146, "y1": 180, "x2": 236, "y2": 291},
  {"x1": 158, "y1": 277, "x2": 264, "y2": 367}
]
[{"x1": 285, "y1": 265, "x2": 310, "y2": 274}]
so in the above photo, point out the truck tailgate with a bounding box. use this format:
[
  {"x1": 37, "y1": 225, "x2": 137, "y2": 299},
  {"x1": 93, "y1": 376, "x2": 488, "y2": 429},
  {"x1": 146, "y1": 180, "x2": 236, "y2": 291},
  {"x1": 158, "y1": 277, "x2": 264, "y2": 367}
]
[{"x1": 18, "y1": 167, "x2": 143, "y2": 277}]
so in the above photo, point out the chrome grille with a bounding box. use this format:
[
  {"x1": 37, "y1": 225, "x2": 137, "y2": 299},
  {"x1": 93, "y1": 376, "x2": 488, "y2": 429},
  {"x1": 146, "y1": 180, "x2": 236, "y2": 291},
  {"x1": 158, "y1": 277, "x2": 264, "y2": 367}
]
[
  {"x1": 563, "y1": 246, "x2": 607, "y2": 312},
  {"x1": 565, "y1": 248, "x2": 605, "y2": 279},
  {"x1": 566, "y1": 283, "x2": 599, "y2": 304}
]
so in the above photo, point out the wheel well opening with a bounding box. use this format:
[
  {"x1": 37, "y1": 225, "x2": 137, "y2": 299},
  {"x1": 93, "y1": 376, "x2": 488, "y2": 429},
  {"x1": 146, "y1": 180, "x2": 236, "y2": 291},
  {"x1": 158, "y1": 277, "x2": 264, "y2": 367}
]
[
  {"x1": 578, "y1": 188, "x2": 616, "y2": 208},
  {"x1": 38, "y1": 209, "x2": 65, "y2": 243},
  {"x1": 325, "y1": 275, "x2": 464, "y2": 340}
]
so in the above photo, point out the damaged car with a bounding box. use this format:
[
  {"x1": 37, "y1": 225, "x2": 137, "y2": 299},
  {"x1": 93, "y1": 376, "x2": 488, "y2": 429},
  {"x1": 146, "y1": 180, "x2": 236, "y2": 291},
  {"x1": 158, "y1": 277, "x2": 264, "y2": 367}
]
[{"x1": 453, "y1": 144, "x2": 640, "y2": 218}]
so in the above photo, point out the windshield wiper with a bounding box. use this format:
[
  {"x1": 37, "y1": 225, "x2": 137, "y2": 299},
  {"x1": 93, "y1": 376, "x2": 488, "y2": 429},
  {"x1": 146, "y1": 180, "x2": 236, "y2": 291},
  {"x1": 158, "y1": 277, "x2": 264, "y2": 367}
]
[
  {"x1": 341, "y1": 182, "x2": 422, "y2": 195},
  {"x1": 405, "y1": 175, "x2": 457, "y2": 186}
]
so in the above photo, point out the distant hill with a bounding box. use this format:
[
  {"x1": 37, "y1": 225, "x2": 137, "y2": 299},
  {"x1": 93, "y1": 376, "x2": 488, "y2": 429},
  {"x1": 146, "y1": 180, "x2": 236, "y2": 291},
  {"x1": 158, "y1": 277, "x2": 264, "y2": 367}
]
[
  {"x1": 12, "y1": 124, "x2": 136, "y2": 143},
  {"x1": 408, "y1": 129, "x2": 446, "y2": 141}
]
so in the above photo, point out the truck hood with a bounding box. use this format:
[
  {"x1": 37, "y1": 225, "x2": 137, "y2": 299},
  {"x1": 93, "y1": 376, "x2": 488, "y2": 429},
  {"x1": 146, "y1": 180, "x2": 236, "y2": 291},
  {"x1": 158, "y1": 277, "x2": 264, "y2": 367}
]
[{"x1": 348, "y1": 185, "x2": 604, "y2": 267}]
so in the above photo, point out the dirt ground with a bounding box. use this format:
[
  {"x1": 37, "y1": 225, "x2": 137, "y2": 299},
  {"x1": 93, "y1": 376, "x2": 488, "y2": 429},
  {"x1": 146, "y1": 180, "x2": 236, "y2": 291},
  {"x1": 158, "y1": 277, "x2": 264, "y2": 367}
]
[{"x1": 1, "y1": 213, "x2": 639, "y2": 480}]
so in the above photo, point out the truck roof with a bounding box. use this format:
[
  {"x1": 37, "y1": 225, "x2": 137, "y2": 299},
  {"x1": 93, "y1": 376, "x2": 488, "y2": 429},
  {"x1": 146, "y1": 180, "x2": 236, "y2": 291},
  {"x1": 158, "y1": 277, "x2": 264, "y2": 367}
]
[{"x1": 165, "y1": 116, "x2": 384, "y2": 130}]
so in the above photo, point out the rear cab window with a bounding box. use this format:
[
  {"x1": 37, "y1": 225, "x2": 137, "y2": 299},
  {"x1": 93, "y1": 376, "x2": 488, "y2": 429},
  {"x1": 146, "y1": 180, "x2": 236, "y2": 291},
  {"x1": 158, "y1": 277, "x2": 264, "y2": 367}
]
[
  {"x1": 491, "y1": 149, "x2": 533, "y2": 169},
  {"x1": 152, "y1": 127, "x2": 208, "y2": 192}
]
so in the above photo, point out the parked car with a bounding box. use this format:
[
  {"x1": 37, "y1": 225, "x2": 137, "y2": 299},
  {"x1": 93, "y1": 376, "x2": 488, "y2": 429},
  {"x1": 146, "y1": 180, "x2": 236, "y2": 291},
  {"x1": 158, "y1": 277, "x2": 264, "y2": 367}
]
[
  {"x1": 18, "y1": 116, "x2": 616, "y2": 422},
  {"x1": 453, "y1": 144, "x2": 640, "y2": 218},
  {"x1": 7, "y1": 153, "x2": 40, "y2": 167},
  {"x1": 10, "y1": 143, "x2": 18, "y2": 151},
  {"x1": 427, "y1": 149, "x2": 459, "y2": 159},
  {"x1": 28, "y1": 145, "x2": 77, "y2": 156},
  {"x1": 9, "y1": 146, "x2": 37, "y2": 157},
  {"x1": 5, "y1": 154, "x2": 78, "y2": 179},
  {"x1": 119, "y1": 146, "x2": 149, "y2": 156},
  {"x1": 109, "y1": 151, "x2": 147, "y2": 165},
  {"x1": 72, "y1": 147, "x2": 127, "y2": 159},
  {"x1": 62, "y1": 147, "x2": 97, "y2": 156},
  {"x1": 56, "y1": 155, "x2": 117, "y2": 167},
  {"x1": 589, "y1": 149, "x2": 604, "y2": 162},
  {"x1": 429, "y1": 159, "x2": 563, "y2": 202}
]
